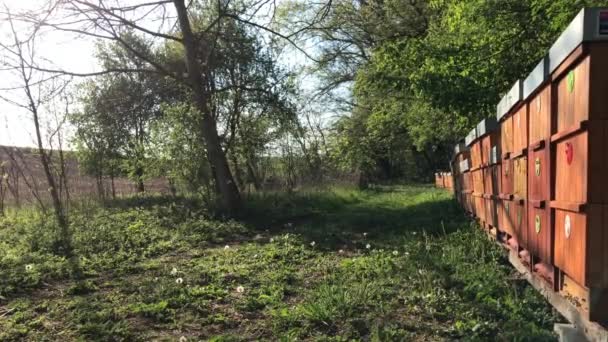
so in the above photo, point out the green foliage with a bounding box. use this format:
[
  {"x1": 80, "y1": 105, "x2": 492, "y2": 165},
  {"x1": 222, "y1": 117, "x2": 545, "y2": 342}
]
[{"x1": 303, "y1": 0, "x2": 608, "y2": 181}]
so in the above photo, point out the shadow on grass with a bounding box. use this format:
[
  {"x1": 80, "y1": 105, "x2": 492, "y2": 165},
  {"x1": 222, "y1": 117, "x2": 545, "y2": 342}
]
[
  {"x1": 95, "y1": 186, "x2": 468, "y2": 251},
  {"x1": 240, "y1": 186, "x2": 468, "y2": 251}
]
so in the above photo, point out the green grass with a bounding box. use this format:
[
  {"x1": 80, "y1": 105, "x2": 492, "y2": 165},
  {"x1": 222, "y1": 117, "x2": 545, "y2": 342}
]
[{"x1": 0, "y1": 185, "x2": 558, "y2": 341}]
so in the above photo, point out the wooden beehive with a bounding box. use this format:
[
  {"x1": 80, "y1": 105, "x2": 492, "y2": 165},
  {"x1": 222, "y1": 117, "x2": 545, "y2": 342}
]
[
  {"x1": 511, "y1": 199, "x2": 528, "y2": 249},
  {"x1": 500, "y1": 158, "x2": 514, "y2": 197},
  {"x1": 463, "y1": 171, "x2": 472, "y2": 191},
  {"x1": 498, "y1": 199, "x2": 515, "y2": 237},
  {"x1": 512, "y1": 105, "x2": 528, "y2": 155},
  {"x1": 548, "y1": 8, "x2": 608, "y2": 324},
  {"x1": 554, "y1": 45, "x2": 608, "y2": 132},
  {"x1": 528, "y1": 85, "x2": 552, "y2": 145},
  {"x1": 501, "y1": 115, "x2": 513, "y2": 159},
  {"x1": 464, "y1": 193, "x2": 474, "y2": 214},
  {"x1": 474, "y1": 194, "x2": 485, "y2": 223},
  {"x1": 478, "y1": 118, "x2": 499, "y2": 167},
  {"x1": 472, "y1": 168, "x2": 484, "y2": 195},
  {"x1": 527, "y1": 201, "x2": 552, "y2": 264},
  {"x1": 484, "y1": 197, "x2": 498, "y2": 228},
  {"x1": 553, "y1": 123, "x2": 608, "y2": 205},
  {"x1": 512, "y1": 156, "x2": 528, "y2": 200},
  {"x1": 490, "y1": 164, "x2": 501, "y2": 196},
  {"x1": 553, "y1": 204, "x2": 608, "y2": 323},
  {"x1": 528, "y1": 145, "x2": 550, "y2": 202}
]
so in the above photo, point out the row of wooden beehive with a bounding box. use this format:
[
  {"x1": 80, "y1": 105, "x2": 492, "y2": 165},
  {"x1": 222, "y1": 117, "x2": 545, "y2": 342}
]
[
  {"x1": 450, "y1": 8, "x2": 608, "y2": 326},
  {"x1": 435, "y1": 172, "x2": 453, "y2": 190}
]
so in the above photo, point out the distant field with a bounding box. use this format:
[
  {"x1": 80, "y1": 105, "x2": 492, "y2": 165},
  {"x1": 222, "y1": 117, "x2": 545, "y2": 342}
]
[
  {"x1": 0, "y1": 185, "x2": 558, "y2": 341},
  {"x1": 0, "y1": 145, "x2": 169, "y2": 206}
]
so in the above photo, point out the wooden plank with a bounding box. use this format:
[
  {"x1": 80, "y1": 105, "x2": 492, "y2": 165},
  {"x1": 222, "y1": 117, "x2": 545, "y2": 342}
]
[{"x1": 528, "y1": 85, "x2": 552, "y2": 145}]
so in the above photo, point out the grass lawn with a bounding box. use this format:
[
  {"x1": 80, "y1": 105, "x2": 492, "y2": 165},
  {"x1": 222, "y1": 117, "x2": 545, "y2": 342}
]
[{"x1": 0, "y1": 185, "x2": 559, "y2": 341}]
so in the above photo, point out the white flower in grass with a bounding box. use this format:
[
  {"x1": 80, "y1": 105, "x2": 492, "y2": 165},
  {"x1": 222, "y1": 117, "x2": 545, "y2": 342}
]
[
  {"x1": 179, "y1": 337, "x2": 187, "y2": 342},
  {"x1": 404, "y1": 252, "x2": 410, "y2": 256},
  {"x1": 365, "y1": 244, "x2": 371, "y2": 249},
  {"x1": 224, "y1": 245, "x2": 230, "y2": 250},
  {"x1": 338, "y1": 249, "x2": 344, "y2": 254},
  {"x1": 310, "y1": 241, "x2": 316, "y2": 247},
  {"x1": 363, "y1": 232, "x2": 368, "y2": 237},
  {"x1": 270, "y1": 238, "x2": 274, "y2": 243},
  {"x1": 170, "y1": 267, "x2": 178, "y2": 276},
  {"x1": 176, "y1": 277, "x2": 184, "y2": 284},
  {"x1": 253, "y1": 254, "x2": 258, "y2": 258},
  {"x1": 236, "y1": 286, "x2": 245, "y2": 293},
  {"x1": 25, "y1": 264, "x2": 33, "y2": 272},
  {"x1": 392, "y1": 250, "x2": 399, "y2": 256}
]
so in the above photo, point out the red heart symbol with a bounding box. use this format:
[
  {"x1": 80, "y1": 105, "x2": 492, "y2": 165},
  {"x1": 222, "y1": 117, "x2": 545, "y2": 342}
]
[{"x1": 565, "y1": 143, "x2": 574, "y2": 165}]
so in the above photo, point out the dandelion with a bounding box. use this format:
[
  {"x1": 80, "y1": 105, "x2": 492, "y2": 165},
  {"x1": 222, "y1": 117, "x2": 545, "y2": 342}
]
[
  {"x1": 180, "y1": 337, "x2": 188, "y2": 342},
  {"x1": 363, "y1": 232, "x2": 368, "y2": 237},
  {"x1": 404, "y1": 252, "x2": 410, "y2": 256},
  {"x1": 224, "y1": 245, "x2": 230, "y2": 250},
  {"x1": 338, "y1": 249, "x2": 344, "y2": 254},
  {"x1": 392, "y1": 250, "x2": 399, "y2": 256},
  {"x1": 25, "y1": 264, "x2": 33, "y2": 272},
  {"x1": 170, "y1": 267, "x2": 178, "y2": 276},
  {"x1": 310, "y1": 241, "x2": 316, "y2": 247},
  {"x1": 366, "y1": 244, "x2": 371, "y2": 249},
  {"x1": 176, "y1": 277, "x2": 184, "y2": 284},
  {"x1": 236, "y1": 286, "x2": 245, "y2": 293}
]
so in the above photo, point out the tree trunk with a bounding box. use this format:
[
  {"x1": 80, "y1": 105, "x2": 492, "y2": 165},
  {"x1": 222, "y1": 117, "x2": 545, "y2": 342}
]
[
  {"x1": 136, "y1": 167, "x2": 145, "y2": 193},
  {"x1": 173, "y1": 0, "x2": 241, "y2": 213},
  {"x1": 246, "y1": 158, "x2": 261, "y2": 191},
  {"x1": 110, "y1": 173, "x2": 116, "y2": 199},
  {"x1": 32, "y1": 108, "x2": 72, "y2": 257}
]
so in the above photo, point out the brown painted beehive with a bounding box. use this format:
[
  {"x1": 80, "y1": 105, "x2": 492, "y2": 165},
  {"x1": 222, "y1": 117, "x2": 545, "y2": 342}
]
[
  {"x1": 548, "y1": 8, "x2": 608, "y2": 324},
  {"x1": 554, "y1": 204, "x2": 608, "y2": 323},
  {"x1": 500, "y1": 158, "x2": 514, "y2": 197},
  {"x1": 474, "y1": 194, "x2": 485, "y2": 223},
  {"x1": 512, "y1": 105, "x2": 529, "y2": 155},
  {"x1": 501, "y1": 115, "x2": 513, "y2": 159},
  {"x1": 472, "y1": 168, "x2": 484, "y2": 195},
  {"x1": 497, "y1": 199, "x2": 515, "y2": 237},
  {"x1": 484, "y1": 197, "x2": 498, "y2": 228},
  {"x1": 512, "y1": 156, "x2": 528, "y2": 200},
  {"x1": 523, "y1": 58, "x2": 554, "y2": 273}
]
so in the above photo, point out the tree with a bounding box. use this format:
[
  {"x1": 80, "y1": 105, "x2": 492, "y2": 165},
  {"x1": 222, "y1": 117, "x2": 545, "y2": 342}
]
[{"x1": 0, "y1": 8, "x2": 74, "y2": 257}]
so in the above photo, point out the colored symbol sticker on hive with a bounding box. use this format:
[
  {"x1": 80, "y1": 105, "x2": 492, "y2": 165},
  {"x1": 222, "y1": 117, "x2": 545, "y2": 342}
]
[
  {"x1": 535, "y1": 215, "x2": 541, "y2": 234},
  {"x1": 565, "y1": 215, "x2": 571, "y2": 239},
  {"x1": 567, "y1": 70, "x2": 575, "y2": 93},
  {"x1": 535, "y1": 158, "x2": 541, "y2": 177},
  {"x1": 565, "y1": 143, "x2": 574, "y2": 165}
]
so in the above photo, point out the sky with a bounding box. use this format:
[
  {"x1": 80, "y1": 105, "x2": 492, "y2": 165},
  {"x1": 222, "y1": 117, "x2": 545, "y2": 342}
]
[{"x1": 0, "y1": 0, "x2": 99, "y2": 147}]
